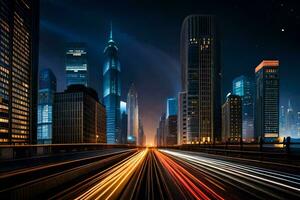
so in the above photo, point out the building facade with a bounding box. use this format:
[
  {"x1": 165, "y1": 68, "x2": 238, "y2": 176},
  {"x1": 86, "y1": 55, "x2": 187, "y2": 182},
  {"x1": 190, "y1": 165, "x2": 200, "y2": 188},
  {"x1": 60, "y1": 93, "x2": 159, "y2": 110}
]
[
  {"x1": 138, "y1": 118, "x2": 144, "y2": 146},
  {"x1": 166, "y1": 115, "x2": 178, "y2": 146},
  {"x1": 0, "y1": 0, "x2": 39, "y2": 144},
  {"x1": 157, "y1": 113, "x2": 166, "y2": 147},
  {"x1": 232, "y1": 75, "x2": 254, "y2": 142},
  {"x1": 120, "y1": 101, "x2": 128, "y2": 144},
  {"x1": 178, "y1": 91, "x2": 187, "y2": 144},
  {"x1": 103, "y1": 26, "x2": 121, "y2": 144},
  {"x1": 37, "y1": 69, "x2": 56, "y2": 144},
  {"x1": 280, "y1": 105, "x2": 286, "y2": 136},
  {"x1": 180, "y1": 15, "x2": 221, "y2": 144},
  {"x1": 255, "y1": 60, "x2": 280, "y2": 141},
  {"x1": 222, "y1": 94, "x2": 242, "y2": 143},
  {"x1": 286, "y1": 100, "x2": 297, "y2": 137},
  {"x1": 65, "y1": 43, "x2": 88, "y2": 87},
  {"x1": 297, "y1": 112, "x2": 300, "y2": 138},
  {"x1": 53, "y1": 85, "x2": 106, "y2": 144},
  {"x1": 127, "y1": 84, "x2": 139, "y2": 144}
]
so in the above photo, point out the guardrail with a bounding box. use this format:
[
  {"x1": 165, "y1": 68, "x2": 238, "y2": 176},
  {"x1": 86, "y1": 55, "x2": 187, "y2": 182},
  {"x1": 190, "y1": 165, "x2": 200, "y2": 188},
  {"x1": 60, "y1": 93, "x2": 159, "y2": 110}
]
[{"x1": 0, "y1": 143, "x2": 138, "y2": 160}]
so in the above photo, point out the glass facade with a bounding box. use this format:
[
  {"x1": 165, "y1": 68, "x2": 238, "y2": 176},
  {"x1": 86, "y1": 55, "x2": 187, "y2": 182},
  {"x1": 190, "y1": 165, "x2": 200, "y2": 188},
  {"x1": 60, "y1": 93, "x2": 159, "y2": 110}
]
[
  {"x1": 0, "y1": 0, "x2": 39, "y2": 144},
  {"x1": 65, "y1": 43, "x2": 88, "y2": 87},
  {"x1": 232, "y1": 75, "x2": 254, "y2": 142},
  {"x1": 37, "y1": 69, "x2": 56, "y2": 144},
  {"x1": 120, "y1": 101, "x2": 127, "y2": 144},
  {"x1": 255, "y1": 60, "x2": 280, "y2": 141},
  {"x1": 127, "y1": 85, "x2": 138, "y2": 144},
  {"x1": 103, "y1": 27, "x2": 121, "y2": 144},
  {"x1": 167, "y1": 98, "x2": 177, "y2": 117},
  {"x1": 180, "y1": 15, "x2": 221, "y2": 144}
]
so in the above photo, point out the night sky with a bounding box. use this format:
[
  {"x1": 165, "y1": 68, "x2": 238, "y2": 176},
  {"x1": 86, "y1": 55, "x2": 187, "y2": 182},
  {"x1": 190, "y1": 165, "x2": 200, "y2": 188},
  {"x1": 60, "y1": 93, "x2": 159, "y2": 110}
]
[{"x1": 39, "y1": 0, "x2": 300, "y2": 144}]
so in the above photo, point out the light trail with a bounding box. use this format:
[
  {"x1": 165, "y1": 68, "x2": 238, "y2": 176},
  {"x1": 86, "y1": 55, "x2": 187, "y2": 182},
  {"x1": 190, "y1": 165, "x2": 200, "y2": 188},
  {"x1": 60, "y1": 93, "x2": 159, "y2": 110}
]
[
  {"x1": 160, "y1": 149, "x2": 300, "y2": 199},
  {"x1": 75, "y1": 149, "x2": 148, "y2": 200},
  {"x1": 154, "y1": 150, "x2": 224, "y2": 200}
]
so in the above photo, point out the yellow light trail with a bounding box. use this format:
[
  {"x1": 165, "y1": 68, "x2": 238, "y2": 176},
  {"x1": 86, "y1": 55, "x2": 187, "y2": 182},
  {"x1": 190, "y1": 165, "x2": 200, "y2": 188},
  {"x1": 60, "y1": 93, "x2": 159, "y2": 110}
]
[{"x1": 75, "y1": 149, "x2": 148, "y2": 200}]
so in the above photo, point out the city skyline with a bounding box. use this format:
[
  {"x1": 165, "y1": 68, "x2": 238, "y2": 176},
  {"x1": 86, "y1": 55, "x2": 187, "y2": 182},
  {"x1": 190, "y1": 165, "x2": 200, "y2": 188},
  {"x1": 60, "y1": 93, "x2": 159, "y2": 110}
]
[{"x1": 39, "y1": 0, "x2": 300, "y2": 144}]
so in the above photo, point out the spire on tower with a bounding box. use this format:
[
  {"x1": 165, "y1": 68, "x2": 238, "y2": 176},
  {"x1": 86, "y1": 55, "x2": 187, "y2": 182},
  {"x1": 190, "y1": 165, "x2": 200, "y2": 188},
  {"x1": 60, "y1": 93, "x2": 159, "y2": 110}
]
[{"x1": 109, "y1": 21, "x2": 113, "y2": 42}]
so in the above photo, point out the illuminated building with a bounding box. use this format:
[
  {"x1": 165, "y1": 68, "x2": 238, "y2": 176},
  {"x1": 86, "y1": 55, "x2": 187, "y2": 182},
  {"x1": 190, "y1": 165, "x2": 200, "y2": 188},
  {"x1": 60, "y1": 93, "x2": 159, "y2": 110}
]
[
  {"x1": 103, "y1": 24, "x2": 121, "y2": 144},
  {"x1": 167, "y1": 98, "x2": 177, "y2": 117},
  {"x1": 65, "y1": 43, "x2": 88, "y2": 87},
  {"x1": 37, "y1": 69, "x2": 56, "y2": 144},
  {"x1": 286, "y1": 100, "x2": 297, "y2": 137},
  {"x1": 255, "y1": 60, "x2": 280, "y2": 141},
  {"x1": 222, "y1": 93, "x2": 242, "y2": 143},
  {"x1": 280, "y1": 105, "x2": 286, "y2": 136},
  {"x1": 232, "y1": 75, "x2": 254, "y2": 142},
  {"x1": 127, "y1": 84, "x2": 138, "y2": 144},
  {"x1": 0, "y1": 0, "x2": 39, "y2": 144},
  {"x1": 178, "y1": 91, "x2": 187, "y2": 144},
  {"x1": 53, "y1": 85, "x2": 106, "y2": 144},
  {"x1": 120, "y1": 101, "x2": 128, "y2": 144},
  {"x1": 180, "y1": 15, "x2": 221, "y2": 144}
]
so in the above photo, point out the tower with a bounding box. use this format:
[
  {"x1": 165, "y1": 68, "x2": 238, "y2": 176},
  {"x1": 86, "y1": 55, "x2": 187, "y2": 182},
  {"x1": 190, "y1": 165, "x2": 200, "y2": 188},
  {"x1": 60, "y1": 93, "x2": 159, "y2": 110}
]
[{"x1": 103, "y1": 24, "x2": 121, "y2": 144}]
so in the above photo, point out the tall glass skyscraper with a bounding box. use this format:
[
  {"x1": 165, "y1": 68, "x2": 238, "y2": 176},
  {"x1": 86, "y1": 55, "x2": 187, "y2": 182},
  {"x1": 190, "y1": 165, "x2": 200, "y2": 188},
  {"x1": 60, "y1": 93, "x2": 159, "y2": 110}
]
[
  {"x1": 0, "y1": 0, "x2": 39, "y2": 144},
  {"x1": 180, "y1": 15, "x2": 221, "y2": 144},
  {"x1": 65, "y1": 43, "x2": 88, "y2": 87},
  {"x1": 167, "y1": 98, "x2": 177, "y2": 117},
  {"x1": 103, "y1": 26, "x2": 121, "y2": 144},
  {"x1": 127, "y1": 84, "x2": 139, "y2": 144},
  {"x1": 120, "y1": 101, "x2": 128, "y2": 144},
  {"x1": 37, "y1": 69, "x2": 56, "y2": 144},
  {"x1": 255, "y1": 60, "x2": 280, "y2": 141},
  {"x1": 232, "y1": 75, "x2": 254, "y2": 142}
]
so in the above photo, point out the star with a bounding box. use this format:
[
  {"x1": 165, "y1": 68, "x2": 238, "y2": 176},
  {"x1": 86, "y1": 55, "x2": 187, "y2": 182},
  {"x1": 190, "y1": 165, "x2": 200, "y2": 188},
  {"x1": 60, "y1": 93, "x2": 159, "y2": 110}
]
[{"x1": 281, "y1": 28, "x2": 285, "y2": 32}]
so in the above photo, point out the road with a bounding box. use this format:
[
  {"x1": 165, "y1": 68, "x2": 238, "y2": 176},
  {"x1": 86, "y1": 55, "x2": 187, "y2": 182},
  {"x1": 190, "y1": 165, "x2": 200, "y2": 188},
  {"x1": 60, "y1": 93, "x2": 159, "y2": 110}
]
[{"x1": 1, "y1": 148, "x2": 299, "y2": 199}]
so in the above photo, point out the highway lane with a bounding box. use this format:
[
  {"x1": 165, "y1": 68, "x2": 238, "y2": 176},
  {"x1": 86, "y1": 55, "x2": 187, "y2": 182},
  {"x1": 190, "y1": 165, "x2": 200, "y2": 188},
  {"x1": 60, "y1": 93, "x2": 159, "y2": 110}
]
[
  {"x1": 160, "y1": 149, "x2": 300, "y2": 200},
  {"x1": 2, "y1": 148, "x2": 299, "y2": 199}
]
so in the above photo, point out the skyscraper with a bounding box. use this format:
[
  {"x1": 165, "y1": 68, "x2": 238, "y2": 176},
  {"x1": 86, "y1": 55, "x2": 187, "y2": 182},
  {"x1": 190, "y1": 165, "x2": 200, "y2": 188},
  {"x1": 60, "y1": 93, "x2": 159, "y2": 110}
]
[
  {"x1": 255, "y1": 60, "x2": 280, "y2": 141},
  {"x1": 0, "y1": 0, "x2": 39, "y2": 144},
  {"x1": 120, "y1": 101, "x2": 128, "y2": 144},
  {"x1": 178, "y1": 91, "x2": 187, "y2": 144},
  {"x1": 286, "y1": 100, "x2": 297, "y2": 137},
  {"x1": 180, "y1": 15, "x2": 221, "y2": 144},
  {"x1": 37, "y1": 69, "x2": 56, "y2": 144},
  {"x1": 280, "y1": 105, "x2": 286, "y2": 136},
  {"x1": 103, "y1": 25, "x2": 121, "y2": 144},
  {"x1": 65, "y1": 43, "x2": 88, "y2": 87},
  {"x1": 232, "y1": 75, "x2": 254, "y2": 142},
  {"x1": 222, "y1": 93, "x2": 242, "y2": 143},
  {"x1": 167, "y1": 98, "x2": 177, "y2": 117},
  {"x1": 157, "y1": 113, "x2": 166, "y2": 147},
  {"x1": 53, "y1": 85, "x2": 106, "y2": 144},
  {"x1": 127, "y1": 84, "x2": 139, "y2": 144}
]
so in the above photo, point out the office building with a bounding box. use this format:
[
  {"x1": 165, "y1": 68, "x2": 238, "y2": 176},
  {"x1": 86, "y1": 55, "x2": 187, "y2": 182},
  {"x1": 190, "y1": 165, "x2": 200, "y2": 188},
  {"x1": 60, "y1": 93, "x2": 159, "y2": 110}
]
[
  {"x1": 65, "y1": 43, "x2": 88, "y2": 87},
  {"x1": 297, "y1": 112, "x2": 300, "y2": 138},
  {"x1": 178, "y1": 91, "x2": 187, "y2": 144},
  {"x1": 166, "y1": 115, "x2": 178, "y2": 145},
  {"x1": 286, "y1": 100, "x2": 297, "y2": 137},
  {"x1": 0, "y1": 0, "x2": 39, "y2": 144},
  {"x1": 103, "y1": 25, "x2": 121, "y2": 144},
  {"x1": 37, "y1": 69, "x2": 56, "y2": 144},
  {"x1": 120, "y1": 101, "x2": 128, "y2": 144},
  {"x1": 255, "y1": 60, "x2": 280, "y2": 141},
  {"x1": 222, "y1": 93, "x2": 242, "y2": 143},
  {"x1": 53, "y1": 85, "x2": 106, "y2": 144},
  {"x1": 232, "y1": 75, "x2": 254, "y2": 142},
  {"x1": 180, "y1": 15, "x2": 221, "y2": 144},
  {"x1": 127, "y1": 84, "x2": 139, "y2": 144},
  {"x1": 280, "y1": 105, "x2": 286, "y2": 136}
]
